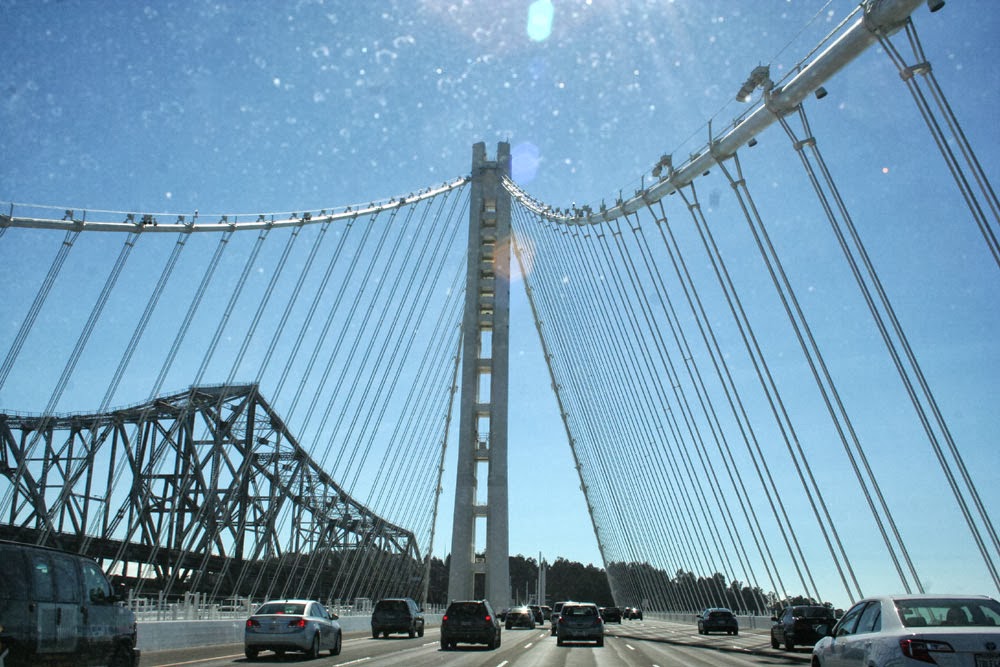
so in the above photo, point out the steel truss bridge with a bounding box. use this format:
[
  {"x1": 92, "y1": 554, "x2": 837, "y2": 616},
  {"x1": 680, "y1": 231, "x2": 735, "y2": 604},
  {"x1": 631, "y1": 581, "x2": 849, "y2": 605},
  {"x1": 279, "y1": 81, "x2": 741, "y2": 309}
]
[
  {"x1": 0, "y1": 384, "x2": 421, "y2": 604},
  {"x1": 1, "y1": 0, "x2": 998, "y2": 613}
]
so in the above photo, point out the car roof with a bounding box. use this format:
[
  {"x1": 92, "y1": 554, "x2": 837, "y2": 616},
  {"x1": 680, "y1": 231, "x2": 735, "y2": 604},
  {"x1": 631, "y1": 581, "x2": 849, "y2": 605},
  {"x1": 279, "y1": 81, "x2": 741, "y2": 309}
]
[{"x1": 862, "y1": 594, "x2": 996, "y2": 602}]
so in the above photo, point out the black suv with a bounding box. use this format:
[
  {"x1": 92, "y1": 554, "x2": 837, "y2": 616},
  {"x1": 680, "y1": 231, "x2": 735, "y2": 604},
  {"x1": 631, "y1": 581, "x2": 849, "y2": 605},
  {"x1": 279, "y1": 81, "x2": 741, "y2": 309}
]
[
  {"x1": 371, "y1": 597, "x2": 425, "y2": 638},
  {"x1": 770, "y1": 604, "x2": 836, "y2": 650},
  {"x1": 440, "y1": 599, "x2": 501, "y2": 650}
]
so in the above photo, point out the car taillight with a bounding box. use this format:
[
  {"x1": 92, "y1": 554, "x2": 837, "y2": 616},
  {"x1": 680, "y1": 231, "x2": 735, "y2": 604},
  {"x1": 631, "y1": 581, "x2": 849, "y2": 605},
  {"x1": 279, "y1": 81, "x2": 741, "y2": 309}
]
[
  {"x1": 288, "y1": 618, "x2": 307, "y2": 628},
  {"x1": 899, "y1": 638, "x2": 954, "y2": 663},
  {"x1": 442, "y1": 615, "x2": 449, "y2": 622},
  {"x1": 246, "y1": 619, "x2": 259, "y2": 628},
  {"x1": 485, "y1": 615, "x2": 492, "y2": 623}
]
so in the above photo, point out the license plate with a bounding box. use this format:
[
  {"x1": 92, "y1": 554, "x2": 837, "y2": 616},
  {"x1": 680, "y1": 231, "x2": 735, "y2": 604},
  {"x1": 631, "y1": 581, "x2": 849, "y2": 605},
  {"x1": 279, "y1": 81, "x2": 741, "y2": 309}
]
[{"x1": 976, "y1": 654, "x2": 1000, "y2": 667}]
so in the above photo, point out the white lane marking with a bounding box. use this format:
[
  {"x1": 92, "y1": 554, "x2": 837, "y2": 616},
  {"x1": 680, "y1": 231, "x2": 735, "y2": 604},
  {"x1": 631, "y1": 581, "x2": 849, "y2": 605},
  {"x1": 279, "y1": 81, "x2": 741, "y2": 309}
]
[
  {"x1": 625, "y1": 643, "x2": 635, "y2": 650},
  {"x1": 496, "y1": 661, "x2": 509, "y2": 667},
  {"x1": 336, "y1": 658, "x2": 372, "y2": 666}
]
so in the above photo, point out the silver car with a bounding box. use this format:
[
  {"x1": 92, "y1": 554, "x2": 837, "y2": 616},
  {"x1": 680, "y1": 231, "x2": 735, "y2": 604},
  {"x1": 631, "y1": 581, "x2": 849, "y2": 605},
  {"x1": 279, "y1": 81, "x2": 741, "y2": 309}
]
[
  {"x1": 244, "y1": 599, "x2": 342, "y2": 660},
  {"x1": 812, "y1": 594, "x2": 1000, "y2": 667},
  {"x1": 556, "y1": 602, "x2": 605, "y2": 647}
]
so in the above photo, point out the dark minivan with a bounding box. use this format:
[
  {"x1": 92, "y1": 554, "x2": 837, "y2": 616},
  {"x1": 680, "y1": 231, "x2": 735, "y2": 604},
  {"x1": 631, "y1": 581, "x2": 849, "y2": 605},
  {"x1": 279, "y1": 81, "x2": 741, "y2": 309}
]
[{"x1": 0, "y1": 540, "x2": 139, "y2": 666}]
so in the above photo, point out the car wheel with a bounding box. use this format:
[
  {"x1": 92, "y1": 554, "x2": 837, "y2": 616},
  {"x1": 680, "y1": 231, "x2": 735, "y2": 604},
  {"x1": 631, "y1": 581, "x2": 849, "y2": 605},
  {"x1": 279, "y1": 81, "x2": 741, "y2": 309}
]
[
  {"x1": 107, "y1": 644, "x2": 132, "y2": 667},
  {"x1": 597, "y1": 636, "x2": 604, "y2": 647},
  {"x1": 409, "y1": 626, "x2": 416, "y2": 638},
  {"x1": 245, "y1": 646, "x2": 259, "y2": 661},
  {"x1": 331, "y1": 631, "x2": 342, "y2": 656},
  {"x1": 418, "y1": 622, "x2": 424, "y2": 637},
  {"x1": 771, "y1": 634, "x2": 780, "y2": 649},
  {"x1": 733, "y1": 629, "x2": 739, "y2": 636},
  {"x1": 372, "y1": 629, "x2": 379, "y2": 639},
  {"x1": 557, "y1": 636, "x2": 564, "y2": 646},
  {"x1": 785, "y1": 635, "x2": 795, "y2": 651},
  {"x1": 306, "y1": 634, "x2": 320, "y2": 659}
]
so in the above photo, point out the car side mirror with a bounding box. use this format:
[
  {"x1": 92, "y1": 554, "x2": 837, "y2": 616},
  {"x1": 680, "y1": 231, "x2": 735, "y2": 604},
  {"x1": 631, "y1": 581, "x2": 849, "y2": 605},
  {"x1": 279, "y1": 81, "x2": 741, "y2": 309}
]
[
  {"x1": 330, "y1": 612, "x2": 339, "y2": 620},
  {"x1": 770, "y1": 616, "x2": 778, "y2": 622}
]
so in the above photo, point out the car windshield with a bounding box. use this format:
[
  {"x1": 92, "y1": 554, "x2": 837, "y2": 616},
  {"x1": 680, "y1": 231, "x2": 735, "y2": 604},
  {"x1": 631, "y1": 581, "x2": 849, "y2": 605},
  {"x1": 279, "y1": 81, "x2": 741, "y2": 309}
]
[
  {"x1": 256, "y1": 602, "x2": 305, "y2": 615},
  {"x1": 896, "y1": 598, "x2": 1000, "y2": 628}
]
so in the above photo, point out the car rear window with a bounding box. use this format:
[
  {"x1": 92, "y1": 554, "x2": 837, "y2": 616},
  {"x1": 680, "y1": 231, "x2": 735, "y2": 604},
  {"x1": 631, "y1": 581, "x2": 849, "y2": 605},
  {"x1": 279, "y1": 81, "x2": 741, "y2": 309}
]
[
  {"x1": 709, "y1": 610, "x2": 733, "y2": 618},
  {"x1": 447, "y1": 602, "x2": 485, "y2": 616},
  {"x1": 375, "y1": 600, "x2": 408, "y2": 612},
  {"x1": 257, "y1": 602, "x2": 306, "y2": 615},
  {"x1": 896, "y1": 598, "x2": 1000, "y2": 628},
  {"x1": 564, "y1": 605, "x2": 598, "y2": 617},
  {"x1": 793, "y1": 606, "x2": 834, "y2": 618}
]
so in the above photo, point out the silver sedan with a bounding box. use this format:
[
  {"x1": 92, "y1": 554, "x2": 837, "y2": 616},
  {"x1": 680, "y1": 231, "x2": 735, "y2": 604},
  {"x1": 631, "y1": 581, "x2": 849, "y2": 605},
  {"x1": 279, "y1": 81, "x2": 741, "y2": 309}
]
[{"x1": 244, "y1": 598, "x2": 342, "y2": 660}]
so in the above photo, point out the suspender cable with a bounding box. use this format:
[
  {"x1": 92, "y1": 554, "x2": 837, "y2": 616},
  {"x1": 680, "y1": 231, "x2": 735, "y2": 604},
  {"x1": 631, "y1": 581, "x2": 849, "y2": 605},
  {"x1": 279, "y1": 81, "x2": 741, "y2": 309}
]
[
  {"x1": 867, "y1": 15, "x2": 1000, "y2": 269},
  {"x1": 648, "y1": 198, "x2": 795, "y2": 604},
  {"x1": 0, "y1": 229, "x2": 80, "y2": 391},
  {"x1": 776, "y1": 105, "x2": 1000, "y2": 591},
  {"x1": 677, "y1": 183, "x2": 825, "y2": 603}
]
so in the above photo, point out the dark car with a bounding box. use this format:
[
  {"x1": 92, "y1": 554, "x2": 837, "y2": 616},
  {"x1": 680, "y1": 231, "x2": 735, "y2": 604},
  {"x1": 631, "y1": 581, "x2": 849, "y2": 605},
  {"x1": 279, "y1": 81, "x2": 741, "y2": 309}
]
[
  {"x1": 0, "y1": 540, "x2": 140, "y2": 667},
  {"x1": 528, "y1": 604, "x2": 544, "y2": 625},
  {"x1": 770, "y1": 604, "x2": 836, "y2": 650},
  {"x1": 505, "y1": 605, "x2": 536, "y2": 629},
  {"x1": 625, "y1": 606, "x2": 644, "y2": 620},
  {"x1": 600, "y1": 606, "x2": 623, "y2": 623},
  {"x1": 697, "y1": 607, "x2": 739, "y2": 635},
  {"x1": 371, "y1": 597, "x2": 425, "y2": 638},
  {"x1": 440, "y1": 599, "x2": 501, "y2": 650},
  {"x1": 550, "y1": 600, "x2": 570, "y2": 635},
  {"x1": 556, "y1": 602, "x2": 604, "y2": 646}
]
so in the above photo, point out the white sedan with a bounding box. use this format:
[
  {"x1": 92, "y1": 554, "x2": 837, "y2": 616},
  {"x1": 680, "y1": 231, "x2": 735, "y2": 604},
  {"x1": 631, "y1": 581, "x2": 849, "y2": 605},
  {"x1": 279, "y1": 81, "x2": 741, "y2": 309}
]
[{"x1": 812, "y1": 594, "x2": 1000, "y2": 667}]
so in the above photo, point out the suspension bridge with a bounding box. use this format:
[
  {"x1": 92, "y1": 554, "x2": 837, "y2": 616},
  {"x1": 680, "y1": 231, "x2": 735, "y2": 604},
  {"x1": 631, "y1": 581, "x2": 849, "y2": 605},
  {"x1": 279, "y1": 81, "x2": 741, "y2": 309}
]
[{"x1": 1, "y1": 0, "x2": 997, "y2": 619}]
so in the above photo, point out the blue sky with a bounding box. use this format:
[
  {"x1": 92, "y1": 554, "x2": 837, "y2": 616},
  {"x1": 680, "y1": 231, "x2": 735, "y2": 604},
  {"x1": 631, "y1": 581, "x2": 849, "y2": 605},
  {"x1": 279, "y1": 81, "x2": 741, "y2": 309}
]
[{"x1": 2, "y1": 1, "x2": 998, "y2": 609}]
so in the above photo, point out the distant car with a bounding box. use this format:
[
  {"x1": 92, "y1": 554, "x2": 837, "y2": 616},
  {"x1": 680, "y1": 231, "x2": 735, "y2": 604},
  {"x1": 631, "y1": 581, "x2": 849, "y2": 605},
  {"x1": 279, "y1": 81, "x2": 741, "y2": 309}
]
[
  {"x1": 540, "y1": 605, "x2": 552, "y2": 621},
  {"x1": 770, "y1": 604, "x2": 836, "y2": 650},
  {"x1": 556, "y1": 602, "x2": 605, "y2": 646},
  {"x1": 505, "y1": 605, "x2": 536, "y2": 629},
  {"x1": 697, "y1": 607, "x2": 739, "y2": 635},
  {"x1": 244, "y1": 599, "x2": 341, "y2": 660},
  {"x1": 529, "y1": 604, "x2": 544, "y2": 625},
  {"x1": 627, "y1": 607, "x2": 644, "y2": 620},
  {"x1": 371, "y1": 597, "x2": 425, "y2": 638},
  {"x1": 440, "y1": 599, "x2": 502, "y2": 650},
  {"x1": 600, "y1": 606, "x2": 623, "y2": 623},
  {"x1": 550, "y1": 600, "x2": 570, "y2": 635},
  {"x1": 812, "y1": 594, "x2": 1000, "y2": 667}
]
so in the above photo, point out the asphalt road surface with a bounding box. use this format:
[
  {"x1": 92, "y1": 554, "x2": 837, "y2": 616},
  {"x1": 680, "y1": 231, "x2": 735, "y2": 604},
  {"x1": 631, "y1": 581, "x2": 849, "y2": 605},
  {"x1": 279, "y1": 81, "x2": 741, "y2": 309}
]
[{"x1": 139, "y1": 618, "x2": 815, "y2": 667}]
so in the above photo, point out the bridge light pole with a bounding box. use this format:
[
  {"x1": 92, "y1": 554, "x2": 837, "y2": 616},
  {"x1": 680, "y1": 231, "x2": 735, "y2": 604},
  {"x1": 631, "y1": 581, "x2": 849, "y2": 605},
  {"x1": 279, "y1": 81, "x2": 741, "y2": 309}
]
[{"x1": 448, "y1": 142, "x2": 511, "y2": 609}]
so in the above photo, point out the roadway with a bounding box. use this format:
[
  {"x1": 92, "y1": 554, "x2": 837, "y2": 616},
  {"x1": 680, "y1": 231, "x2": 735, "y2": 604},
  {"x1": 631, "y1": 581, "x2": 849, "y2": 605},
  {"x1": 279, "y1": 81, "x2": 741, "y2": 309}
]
[{"x1": 138, "y1": 618, "x2": 815, "y2": 667}]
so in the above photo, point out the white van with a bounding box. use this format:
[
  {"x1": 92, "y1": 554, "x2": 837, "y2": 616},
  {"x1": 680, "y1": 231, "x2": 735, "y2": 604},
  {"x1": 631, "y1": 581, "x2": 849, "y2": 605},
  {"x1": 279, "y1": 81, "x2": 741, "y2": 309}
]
[{"x1": 0, "y1": 541, "x2": 139, "y2": 666}]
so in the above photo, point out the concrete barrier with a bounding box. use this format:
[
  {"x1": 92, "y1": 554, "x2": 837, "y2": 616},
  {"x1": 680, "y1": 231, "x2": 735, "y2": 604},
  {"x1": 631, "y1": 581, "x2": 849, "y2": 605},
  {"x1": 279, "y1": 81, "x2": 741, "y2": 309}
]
[{"x1": 137, "y1": 615, "x2": 443, "y2": 652}]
